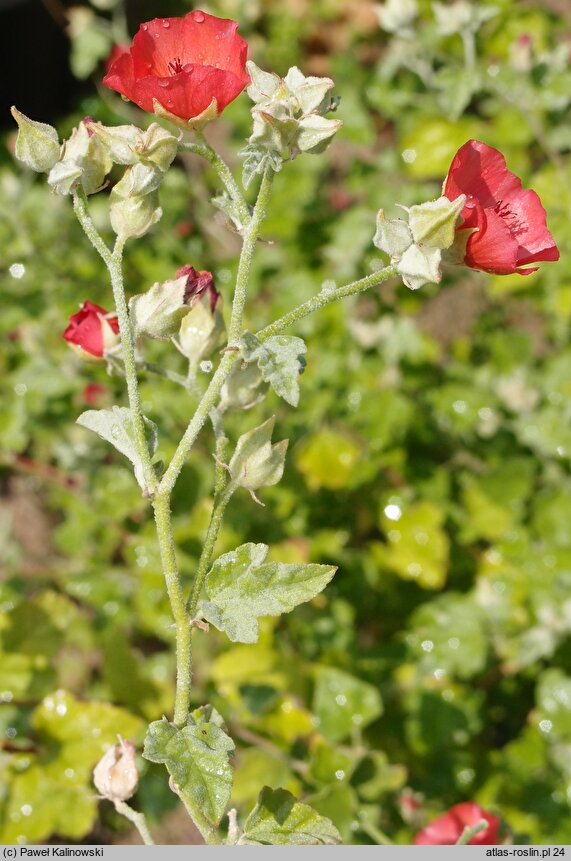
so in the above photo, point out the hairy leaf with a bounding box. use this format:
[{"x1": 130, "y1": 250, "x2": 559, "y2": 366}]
[
  {"x1": 239, "y1": 786, "x2": 341, "y2": 845},
  {"x1": 200, "y1": 543, "x2": 336, "y2": 643},
  {"x1": 241, "y1": 331, "x2": 307, "y2": 407},
  {"x1": 143, "y1": 710, "x2": 235, "y2": 826},
  {"x1": 76, "y1": 406, "x2": 158, "y2": 490}
]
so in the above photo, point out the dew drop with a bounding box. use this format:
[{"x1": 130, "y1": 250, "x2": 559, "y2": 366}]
[
  {"x1": 142, "y1": 23, "x2": 148, "y2": 30},
  {"x1": 111, "y1": 426, "x2": 121, "y2": 439},
  {"x1": 158, "y1": 79, "x2": 170, "y2": 88},
  {"x1": 162, "y1": 20, "x2": 170, "y2": 28},
  {"x1": 335, "y1": 694, "x2": 347, "y2": 707},
  {"x1": 193, "y1": 10, "x2": 205, "y2": 22},
  {"x1": 200, "y1": 360, "x2": 213, "y2": 373},
  {"x1": 9, "y1": 262, "x2": 25, "y2": 279}
]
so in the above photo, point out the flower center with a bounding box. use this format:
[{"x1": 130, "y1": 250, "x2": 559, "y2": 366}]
[
  {"x1": 168, "y1": 57, "x2": 184, "y2": 75},
  {"x1": 494, "y1": 199, "x2": 525, "y2": 237}
]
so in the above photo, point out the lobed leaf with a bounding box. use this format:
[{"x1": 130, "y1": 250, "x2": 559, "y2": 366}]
[
  {"x1": 239, "y1": 786, "x2": 341, "y2": 845},
  {"x1": 241, "y1": 331, "x2": 307, "y2": 407},
  {"x1": 200, "y1": 543, "x2": 337, "y2": 643}
]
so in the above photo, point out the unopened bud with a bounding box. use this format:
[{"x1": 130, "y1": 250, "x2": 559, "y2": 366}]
[
  {"x1": 93, "y1": 737, "x2": 138, "y2": 802},
  {"x1": 228, "y1": 417, "x2": 288, "y2": 503},
  {"x1": 48, "y1": 119, "x2": 112, "y2": 195},
  {"x1": 178, "y1": 297, "x2": 225, "y2": 365},
  {"x1": 130, "y1": 276, "x2": 190, "y2": 341},
  {"x1": 11, "y1": 107, "x2": 61, "y2": 173},
  {"x1": 219, "y1": 361, "x2": 269, "y2": 412},
  {"x1": 375, "y1": 0, "x2": 418, "y2": 37},
  {"x1": 110, "y1": 190, "x2": 162, "y2": 240}
]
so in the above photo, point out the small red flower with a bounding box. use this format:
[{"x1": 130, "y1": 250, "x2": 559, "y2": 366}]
[
  {"x1": 444, "y1": 140, "x2": 559, "y2": 275},
  {"x1": 63, "y1": 301, "x2": 120, "y2": 359},
  {"x1": 103, "y1": 10, "x2": 249, "y2": 125},
  {"x1": 176, "y1": 264, "x2": 219, "y2": 311},
  {"x1": 82, "y1": 383, "x2": 107, "y2": 405},
  {"x1": 414, "y1": 802, "x2": 500, "y2": 846}
]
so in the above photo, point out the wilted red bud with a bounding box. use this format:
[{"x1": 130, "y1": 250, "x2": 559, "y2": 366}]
[
  {"x1": 414, "y1": 802, "x2": 500, "y2": 845},
  {"x1": 63, "y1": 300, "x2": 120, "y2": 359},
  {"x1": 176, "y1": 264, "x2": 220, "y2": 311}
]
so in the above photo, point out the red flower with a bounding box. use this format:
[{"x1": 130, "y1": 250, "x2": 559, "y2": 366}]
[
  {"x1": 63, "y1": 301, "x2": 120, "y2": 359},
  {"x1": 176, "y1": 264, "x2": 219, "y2": 311},
  {"x1": 82, "y1": 383, "x2": 107, "y2": 405},
  {"x1": 414, "y1": 802, "x2": 500, "y2": 846},
  {"x1": 444, "y1": 140, "x2": 559, "y2": 275},
  {"x1": 103, "y1": 11, "x2": 249, "y2": 125}
]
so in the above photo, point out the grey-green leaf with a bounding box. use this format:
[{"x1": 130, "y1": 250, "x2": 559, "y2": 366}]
[
  {"x1": 143, "y1": 712, "x2": 234, "y2": 826},
  {"x1": 76, "y1": 406, "x2": 158, "y2": 490},
  {"x1": 239, "y1": 786, "x2": 342, "y2": 845},
  {"x1": 241, "y1": 331, "x2": 307, "y2": 407},
  {"x1": 200, "y1": 542, "x2": 337, "y2": 643}
]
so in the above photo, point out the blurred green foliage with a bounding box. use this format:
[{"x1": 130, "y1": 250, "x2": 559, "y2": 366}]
[{"x1": 1, "y1": 0, "x2": 571, "y2": 845}]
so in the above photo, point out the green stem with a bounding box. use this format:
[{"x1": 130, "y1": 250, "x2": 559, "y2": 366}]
[
  {"x1": 152, "y1": 494, "x2": 191, "y2": 728},
  {"x1": 228, "y1": 167, "x2": 274, "y2": 346},
  {"x1": 114, "y1": 800, "x2": 155, "y2": 845},
  {"x1": 142, "y1": 361, "x2": 191, "y2": 391},
  {"x1": 187, "y1": 484, "x2": 232, "y2": 619},
  {"x1": 158, "y1": 168, "x2": 275, "y2": 499},
  {"x1": 179, "y1": 135, "x2": 250, "y2": 228},
  {"x1": 72, "y1": 189, "x2": 157, "y2": 497},
  {"x1": 457, "y1": 819, "x2": 489, "y2": 845},
  {"x1": 256, "y1": 264, "x2": 398, "y2": 342},
  {"x1": 72, "y1": 188, "x2": 113, "y2": 267}
]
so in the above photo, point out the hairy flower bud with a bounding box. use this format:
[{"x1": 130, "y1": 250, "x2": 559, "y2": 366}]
[
  {"x1": 86, "y1": 121, "x2": 179, "y2": 172},
  {"x1": 93, "y1": 738, "x2": 139, "y2": 802},
  {"x1": 48, "y1": 119, "x2": 112, "y2": 195},
  {"x1": 11, "y1": 107, "x2": 61, "y2": 173},
  {"x1": 246, "y1": 61, "x2": 342, "y2": 164},
  {"x1": 228, "y1": 417, "x2": 288, "y2": 504},
  {"x1": 375, "y1": 0, "x2": 418, "y2": 37}
]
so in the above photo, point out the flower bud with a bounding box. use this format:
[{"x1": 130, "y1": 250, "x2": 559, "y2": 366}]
[
  {"x1": 375, "y1": 0, "x2": 418, "y2": 37},
  {"x1": 11, "y1": 107, "x2": 61, "y2": 173},
  {"x1": 246, "y1": 61, "x2": 342, "y2": 162},
  {"x1": 48, "y1": 119, "x2": 112, "y2": 195},
  {"x1": 63, "y1": 300, "x2": 120, "y2": 360},
  {"x1": 228, "y1": 417, "x2": 288, "y2": 503},
  {"x1": 86, "y1": 121, "x2": 179, "y2": 172},
  {"x1": 219, "y1": 361, "x2": 269, "y2": 412},
  {"x1": 110, "y1": 191, "x2": 162, "y2": 240},
  {"x1": 178, "y1": 296, "x2": 225, "y2": 365},
  {"x1": 93, "y1": 737, "x2": 139, "y2": 802}
]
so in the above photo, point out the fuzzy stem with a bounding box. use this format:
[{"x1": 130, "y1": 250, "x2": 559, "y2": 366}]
[
  {"x1": 152, "y1": 494, "x2": 192, "y2": 728},
  {"x1": 179, "y1": 134, "x2": 250, "y2": 228},
  {"x1": 457, "y1": 819, "x2": 489, "y2": 845},
  {"x1": 255, "y1": 264, "x2": 398, "y2": 342},
  {"x1": 158, "y1": 168, "x2": 275, "y2": 499},
  {"x1": 114, "y1": 800, "x2": 155, "y2": 845},
  {"x1": 72, "y1": 189, "x2": 157, "y2": 497},
  {"x1": 187, "y1": 484, "x2": 232, "y2": 619}
]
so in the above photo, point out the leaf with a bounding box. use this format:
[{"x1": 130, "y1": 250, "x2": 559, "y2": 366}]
[
  {"x1": 76, "y1": 405, "x2": 158, "y2": 490},
  {"x1": 241, "y1": 331, "x2": 307, "y2": 407},
  {"x1": 200, "y1": 543, "x2": 337, "y2": 643},
  {"x1": 239, "y1": 786, "x2": 341, "y2": 845},
  {"x1": 143, "y1": 710, "x2": 235, "y2": 826}
]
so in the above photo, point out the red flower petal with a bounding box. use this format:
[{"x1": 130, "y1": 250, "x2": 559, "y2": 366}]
[
  {"x1": 414, "y1": 802, "x2": 500, "y2": 846},
  {"x1": 103, "y1": 11, "x2": 249, "y2": 122},
  {"x1": 63, "y1": 301, "x2": 119, "y2": 357},
  {"x1": 444, "y1": 140, "x2": 559, "y2": 275},
  {"x1": 444, "y1": 140, "x2": 521, "y2": 210}
]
